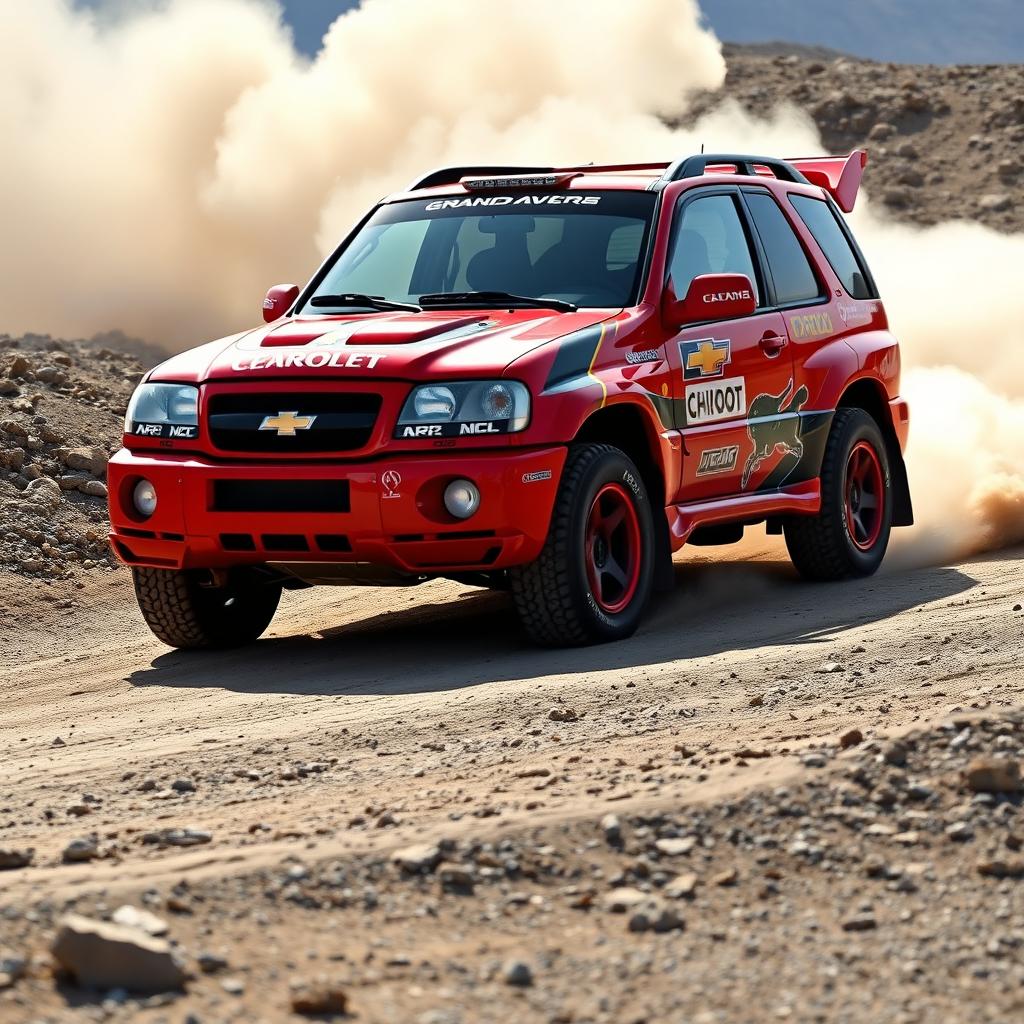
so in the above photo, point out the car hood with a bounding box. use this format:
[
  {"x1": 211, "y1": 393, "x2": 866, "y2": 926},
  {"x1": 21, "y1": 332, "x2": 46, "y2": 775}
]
[{"x1": 148, "y1": 309, "x2": 618, "y2": 384}]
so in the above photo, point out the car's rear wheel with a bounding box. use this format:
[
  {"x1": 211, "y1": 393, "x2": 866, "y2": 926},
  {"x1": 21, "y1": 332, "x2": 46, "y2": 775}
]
[
  {"x1": 510, "y1": 443, "x2": 655, "y2": 646},
  {"x1": 132, "y1": 567, "x2": 282, "y2": 650},
  {"x1": 784, "y1": 408, "x2": 893, "y2": 580}
]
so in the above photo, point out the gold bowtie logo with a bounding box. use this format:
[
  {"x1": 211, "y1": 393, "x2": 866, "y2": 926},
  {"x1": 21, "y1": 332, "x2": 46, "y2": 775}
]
[
  {"x1": 259, "y1": 411, "x2": 317, "y2": 436},
  {"x1": 686, "y1": 340, "x2": 730, "y2": 377}
]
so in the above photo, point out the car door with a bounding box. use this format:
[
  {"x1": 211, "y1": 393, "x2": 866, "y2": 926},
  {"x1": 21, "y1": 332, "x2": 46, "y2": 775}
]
[
  {"x1": 740, "y1": 188, "x2": 833, "y2": 492},
  {"x1": 665, "y1": 189, "x2": 795, "y2": 501}
]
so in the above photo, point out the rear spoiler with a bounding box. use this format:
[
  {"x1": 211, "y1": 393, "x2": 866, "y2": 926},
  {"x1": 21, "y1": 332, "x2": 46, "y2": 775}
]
[{"x1": 788, "y1": 150, "x2": 868, "y2": 213}]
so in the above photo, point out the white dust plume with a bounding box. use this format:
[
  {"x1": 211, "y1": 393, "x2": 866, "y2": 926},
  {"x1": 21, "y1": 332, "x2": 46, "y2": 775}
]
[{"x1": 0, "y1": 0, "x2": 1021, "y2": 562}]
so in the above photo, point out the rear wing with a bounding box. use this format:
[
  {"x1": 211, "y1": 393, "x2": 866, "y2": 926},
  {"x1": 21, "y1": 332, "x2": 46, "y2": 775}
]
[{"x1": 788, "y1": 150, "x2": 868, "y2": 213}]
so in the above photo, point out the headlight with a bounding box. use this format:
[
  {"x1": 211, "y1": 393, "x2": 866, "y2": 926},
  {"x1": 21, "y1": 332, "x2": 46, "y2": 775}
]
[
  {"x1": 132, "y1": 479, "x2": 158, "y2": 518},
  {"x1": 396, "y1": 380, "x2": 530, "y2": 439},
  {"x1": 125, "y1": 383, "x2": 199, "y2": 440},
  {"x1": 413, "y1": 386, "x2": 457, "y2": 421}
]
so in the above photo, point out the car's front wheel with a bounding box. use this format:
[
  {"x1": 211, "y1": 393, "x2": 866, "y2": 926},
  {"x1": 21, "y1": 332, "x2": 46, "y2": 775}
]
[
  {"x1": 510, "y1": 444, "x2": 655, "y2": 646},
  {"x1": 784, "y1": 407, "x2": 893, "y2": 580},
  {"x1": 132, "y1": 567, "x2": 282, "y2": 650}
]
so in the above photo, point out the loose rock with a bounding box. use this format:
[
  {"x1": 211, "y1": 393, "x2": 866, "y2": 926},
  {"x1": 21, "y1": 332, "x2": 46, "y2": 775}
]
[
  {"x1": 50, "y1": 914, "x2": 186, "y2": 993},
  {"x1": 964, "y1": 756, "x2": 1021, "y2": 794},
  {"x1": 290, "y1": 977, "x2": 349, "y2": 1015},
  {"x1": 62, "y1": 836, "x2": 99, "y2": 863},
  {"x1": 0, "y1": 848, "x2": 33, "y2": 870},
  {"x1": 503, "y1": 960, "x2": 534, "y2": 987}
]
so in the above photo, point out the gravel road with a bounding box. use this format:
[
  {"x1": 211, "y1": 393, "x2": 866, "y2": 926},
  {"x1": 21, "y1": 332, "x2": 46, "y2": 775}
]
[{"x1": 2, "y1": 544, "x2": 1022, "y2": 1021}]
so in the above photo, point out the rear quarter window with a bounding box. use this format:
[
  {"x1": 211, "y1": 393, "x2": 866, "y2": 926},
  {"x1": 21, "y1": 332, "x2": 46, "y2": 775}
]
[
  {"x1": 743, "y1": 192, "x2": 822, "y2": 306},
  {"x1": 790, "y1": 194, "x2": 874, "y2": 299}
]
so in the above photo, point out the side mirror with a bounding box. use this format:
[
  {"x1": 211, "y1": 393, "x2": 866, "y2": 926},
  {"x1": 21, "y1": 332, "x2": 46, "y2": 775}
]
[
  {"x1": 262, "y1": 284, "x2": 300, "y2": 323},
  {"x1": 663, "y1": 273, "x2": 756, "y2": 328}
]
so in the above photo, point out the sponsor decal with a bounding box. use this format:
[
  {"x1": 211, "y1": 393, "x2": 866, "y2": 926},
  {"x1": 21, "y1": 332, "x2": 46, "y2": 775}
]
[
  {"x1": 626, "y1": 348, "x2": 661, "y2": 365},
  {"x1": 680, "y1": 338, "x2": 731, "y2": 380},
  {"x1": 696, "y1": 444, "x2": 739, "y2": 477},
  {"x1": 458, "y1": 421, "x2": 502, "y2": 435},
  {"x1": 740, "y1": 378, "x2": 810, "y2": 489},
  {"x1": 396, "y1": 421, "x2": 510, "y2": 440},
  {"x1": 788, "y1": 312, "x2": 834, "y2": 340},
  {"x1": 381, "y1": 470, "x2": 402, "y2": 499},
  {"x1": 132, "y1": 422, "x2": 197, "y2": 440},
  {"x1": 685, "y1": 377, "x2": 746, "y2": 426},
  {"x1": 258, "y1": 411, "x2": 316, "y2": 436},
  {"x1": 522, "y1": 469, "x2": 553, "y2": 484},
  {"x1": 425, "y1": 195, "x2": 600, "y2": 211},
  {"x1": 230, "y1": 351, "x2": 385, "y2": 372},
  {"x1": 702, "y1": 289, "x2": 752, "y2": 304},
  {"x1": 836, "y1": 301, "x2": 876, "y2": 327}
]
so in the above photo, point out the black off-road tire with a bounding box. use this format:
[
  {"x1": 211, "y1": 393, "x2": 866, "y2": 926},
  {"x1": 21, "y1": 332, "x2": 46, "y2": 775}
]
[
  {"x1": 784, "y1": 408, "x2": 893, "y2": 581},
  {"x1": 132, "y1": 567, "x2": 282, "y2": 650},
  {"x1": 510, "y1": 444, "x2": 656, "y2": 646}
]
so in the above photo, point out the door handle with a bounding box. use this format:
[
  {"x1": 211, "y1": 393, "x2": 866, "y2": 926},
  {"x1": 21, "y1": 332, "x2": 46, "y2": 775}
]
[{"x1": 759, "y1": 332, "x2": 787, "y2": 357}]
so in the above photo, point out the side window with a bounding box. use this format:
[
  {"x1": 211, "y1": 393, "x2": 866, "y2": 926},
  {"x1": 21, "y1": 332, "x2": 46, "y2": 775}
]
[
  {"x1": 668, "y1": 194, "x2": 760, "y2": 304},
  {"x1": 743, "y1": 192, "x2": 822, "y2": 305},
  {"x1": 790, "y1": 194, "x2": 874, "y2": 298}
]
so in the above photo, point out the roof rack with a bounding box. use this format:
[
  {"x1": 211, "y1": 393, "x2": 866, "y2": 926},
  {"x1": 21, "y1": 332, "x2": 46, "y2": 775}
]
[
  {"x1": 659, "y1": 154, "x2": 810, "y2": 186},
  {"x1": 405, "y1": 161, "x2": 674, "y2": 191},
  {"x1": 404, "y1": 153, "x2": 867, "y2": 208},
  {"x1": 406, "y1": 165, "x2": 556, "y2": 191}
]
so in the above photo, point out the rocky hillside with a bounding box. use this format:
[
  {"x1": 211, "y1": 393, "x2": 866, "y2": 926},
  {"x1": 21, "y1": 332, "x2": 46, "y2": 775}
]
[
  {"x1": 0, "y1": 334, "x2": 143, "y2": 609},
  {"x1": 687, "y1": 45, "x2": 1024, "y2": 231}
]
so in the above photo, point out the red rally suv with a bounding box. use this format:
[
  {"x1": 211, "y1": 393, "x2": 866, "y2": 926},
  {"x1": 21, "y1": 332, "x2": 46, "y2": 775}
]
[{"x1": 109, "y1": 151, "x2": 912, "y2": 649}]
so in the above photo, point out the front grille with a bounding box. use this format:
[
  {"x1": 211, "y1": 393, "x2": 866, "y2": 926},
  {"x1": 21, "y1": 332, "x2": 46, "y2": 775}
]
[
  {"x1": 212, "y1": 480, "x2": 350, "y2": 513},
  {"x1": 207, "y1": 392, "x2": 381, "y2": 453}
]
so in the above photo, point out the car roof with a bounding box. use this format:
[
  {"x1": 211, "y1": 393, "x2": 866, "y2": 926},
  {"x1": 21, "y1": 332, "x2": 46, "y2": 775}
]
[{"x1": 386, "y1": 152, "x2": 868, "y2": 213}]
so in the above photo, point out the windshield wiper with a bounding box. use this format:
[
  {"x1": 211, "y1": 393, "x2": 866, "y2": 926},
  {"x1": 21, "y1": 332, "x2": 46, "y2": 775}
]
[
  {"x1": 309, "y1": 293, "x2": 422, "y2": 313},
  {"x1": 419, "y1": 291, "x2": 577, "y2": 313}
]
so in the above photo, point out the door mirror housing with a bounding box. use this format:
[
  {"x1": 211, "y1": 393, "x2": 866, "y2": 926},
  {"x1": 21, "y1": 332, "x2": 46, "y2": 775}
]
[
  {"x1": 663, "y1": 273, "x2": 757, "y2": 328},
  {"x1": 262, "y1": 284, "x2": 300, "y2": 323}
]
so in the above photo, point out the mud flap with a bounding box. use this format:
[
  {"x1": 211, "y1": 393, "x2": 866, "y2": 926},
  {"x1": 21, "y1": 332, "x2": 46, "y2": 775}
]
[{"x1": 888, "y1": 439, "x2": 914, "y2": 527}]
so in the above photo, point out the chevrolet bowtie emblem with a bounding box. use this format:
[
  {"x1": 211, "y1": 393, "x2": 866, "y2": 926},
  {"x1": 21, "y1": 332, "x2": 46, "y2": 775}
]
[
  {"x1": 684, "y1": 338, "x2": 731, "y2": 378},
  {"x1": 259, "y1": 411, "x2": 317, "y2": 436}
]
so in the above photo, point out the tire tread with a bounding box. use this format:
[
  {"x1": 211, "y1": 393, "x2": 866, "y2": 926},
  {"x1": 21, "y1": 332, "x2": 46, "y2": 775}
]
[
  {"x1": 785, "y1": 408, "x2": 889, "y2": 581},
  {"x1": 132, "y1": 567, "x2": 280, "y2": 649},
  {"x1": 511, "y1": 444, "x2": 647, "y2": 646}
]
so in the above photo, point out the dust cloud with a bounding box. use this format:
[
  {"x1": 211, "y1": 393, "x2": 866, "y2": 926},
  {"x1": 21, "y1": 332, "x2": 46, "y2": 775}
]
[{"x1": 1, "y1": 0, "x2": 1021, "y2": 562}]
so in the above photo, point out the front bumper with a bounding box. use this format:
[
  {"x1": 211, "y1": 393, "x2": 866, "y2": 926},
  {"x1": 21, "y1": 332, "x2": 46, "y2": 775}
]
[{"x1": 107, "y1": 446, "x2": 566, "y2": 576}]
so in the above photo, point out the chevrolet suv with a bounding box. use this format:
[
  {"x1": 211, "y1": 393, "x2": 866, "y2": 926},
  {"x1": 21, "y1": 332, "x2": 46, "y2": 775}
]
[{"x1": 110, "y1": 150, "x2": 912, "y2": 648}]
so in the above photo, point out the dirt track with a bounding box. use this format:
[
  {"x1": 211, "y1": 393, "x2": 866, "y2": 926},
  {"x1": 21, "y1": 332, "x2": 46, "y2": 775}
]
[
  {"x1": 3, "y1": 542, "x2": 1020, "y2": 873},
  {"x1": 2, "y1": 544, "x2": 1015, "y2": 856},
  {"x1": 2, "y1": 543, "x2": 1024, "y2": 1020}
]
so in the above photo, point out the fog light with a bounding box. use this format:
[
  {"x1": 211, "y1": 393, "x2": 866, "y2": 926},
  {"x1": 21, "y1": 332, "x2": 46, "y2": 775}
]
[
  {"x1": 443, "y1": 479, "x2": 480, "y2": 520},
  {"x1": 133, "y1": 478, "x2": 158, "y2": 518}
]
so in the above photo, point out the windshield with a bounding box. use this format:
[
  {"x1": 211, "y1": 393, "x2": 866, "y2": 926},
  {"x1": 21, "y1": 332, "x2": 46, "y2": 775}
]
[{"x1": 300, "y1": 191, "x2": 657, "y2": 312}]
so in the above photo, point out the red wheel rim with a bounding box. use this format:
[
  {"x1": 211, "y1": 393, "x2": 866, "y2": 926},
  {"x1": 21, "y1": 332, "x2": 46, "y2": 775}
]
[
  {"x1": 845, "y1": 441, "x2": 884, "y2": 551},
  {"x1": 585, "y1": 483, "x2": 642, "y2": 615}
]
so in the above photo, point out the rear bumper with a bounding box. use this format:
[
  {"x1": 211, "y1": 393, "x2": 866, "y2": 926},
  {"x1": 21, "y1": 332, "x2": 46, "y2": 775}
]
[{"x1": 107, "y1": 446, "x2": 566, "y2": 575}]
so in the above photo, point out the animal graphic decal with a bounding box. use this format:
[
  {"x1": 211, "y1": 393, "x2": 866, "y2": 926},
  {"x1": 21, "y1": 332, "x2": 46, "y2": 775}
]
[{"x1": 741, "y1": 378, "x2": 810, "y2": 489}]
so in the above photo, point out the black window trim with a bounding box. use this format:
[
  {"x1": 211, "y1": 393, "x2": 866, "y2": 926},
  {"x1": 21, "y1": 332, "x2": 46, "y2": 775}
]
[
  {"x1": 738, "y1": 186, "x2": 831, "y2": 314},
  {"x1": 787, "y1": 191, "x2": 880, "y2": 300},
  {"x1": 665, "y1": 185, "x2": 769, "y2": 325}
]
